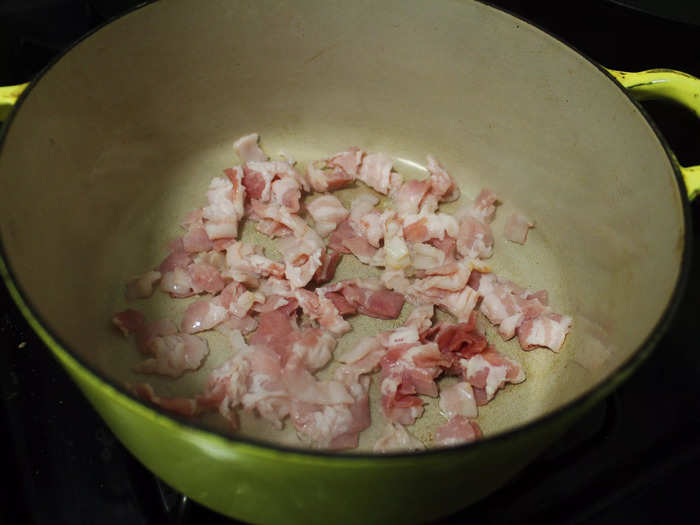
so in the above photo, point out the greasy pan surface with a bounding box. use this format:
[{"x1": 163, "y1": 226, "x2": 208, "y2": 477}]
[{"x1": 0, "y1": 0, "x2": 691, "y2": 522}]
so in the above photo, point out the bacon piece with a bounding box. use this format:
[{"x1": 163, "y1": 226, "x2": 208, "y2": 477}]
[
  {"x1": 380, "y1": 269, "x2": 411, "y2": 294},
  {"x1": 380, "y1": 375, "x2": 425, "y2": 425},
  {"x1": 335, "y1": 336, "x2": 385, "y2": 382},
  {"x1": 233, "y1": 133, "x2": 267, "y2": 163},
  {"x1": 327, "y1": 147, "x2": 365, "y2": 177},
  {"x1": 373, "y1": 423, "x2": 425, "y2": 453},
  {"x1": 134, "y1": 333, "x2": 209, "y2": 378},
  {"x1": 404, "y1": 305, "x2": 435, "y2": 336},
  {"x1": 311, "y1": 249, "x2": 342, "y2": 285},
  {"x1": 426, "y1": 317, "x2": 488, "y2": 365},
  {"x1": 426, "y1": 155, "x2": 460, "y2": 202},
  {"x1": 518, "y1": 313, "x2": 572, "y2": 353},
  {"x1": 403, "y1": 213, "x2": 459, "y2": 243},
  {"x1": 188, "y1": 262, "x2": 225, "y2": 295},
  {"x1": 278, "y1": 230, "x2": 324, "y2": 289},
  {"x1": 348, "y1": 195, "x2": 395, "y2": 248},
  {"x1": 128, "y1": 383, "x2": 200, "y2": 417},
  {"x1": 504, "y1": 212, "x2": 535, "y2": 244},
  {"x1": 125, "y1": 271, "x2": 162, "y2": 300},
  {"x1": 285, "y1": 328, "x2": 337, "y2": 372},
  {"x1": 181, "y1": 299, "x2": 228, "y2": 334},
  {"x1": 406, "y1": 261, "x2": 477, "y2": 321},
  {"x1": 224, "y1": 241, "x2": 285, "y2": 284},
  {"x1": 160, "y1": 267, "x2": 196, "y2": 298},
  {"x1": 462, "y1": 347, "x2": 525, "y2": 404},
  {"x1": 270, "y1": 176, "x2": 302, "y2": 212},
  {"x1": 306, "y1": 195, "x2": 349, "y2": 237},
  {"x1": 290, "y1": 376, "x2": 370, "y2": 450},
  {"x1": 409, "y1": 242, "x2": 446, "y2": 270},
  {"x1": 112, "y1": 309, "x2": 146, "y2": 336},
  {"x1": 324, "y1": 279, "x2": 405, "y2": 320},
  {"x1": 294, "y1": 288, "x2": 351, "y2": 335},
  {"x1": 216, "y1": 315, "x2": 258, "y2": 336},
  {"x1": 134, "y1": 319, "x2": 178, "y2": 354},
  {"x1": 358, "y1": 153, "x2": 402, "y2": 195},
  {"x1": 394, "y1": 179, "x2": 432, "y2": 216},
  {"x1": 439, "y1": 382, "x2": 477, "y2": 419},
  {"x1": 182, "y1": 227, "x2": 213, "y2": 254},
  {"x1": 249, "y1": 200, "x2": 308, "y2": 239},
  {"x1": 327, "y1": 219, "x2": 385, "y2": 266},
  {"x1": 456, "y1": 214, "x2": 494, "y2": 259},
  {"x1": 434, "y1": 416, "x2": 482, "y2": 446},
  {"x1": 428, "y1": 236, "x2": 457, "y2": 260},
  {"x1": 471, "y1": 188, "x2": 500, "y2": 223},
  {"x1": 158, "y1": 238, "x2": 193, "y2": 274},
  {"x1": 202, "y1": 171, "x2": 246, "y2": 240}
]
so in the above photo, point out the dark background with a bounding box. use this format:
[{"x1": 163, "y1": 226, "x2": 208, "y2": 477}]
[{"x1": 1, "y1": 1, "x2": 699, "y2": 524}]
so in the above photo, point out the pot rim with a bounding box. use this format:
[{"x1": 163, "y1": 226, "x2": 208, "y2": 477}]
[{"x1": 0, "y1": 0, "x2": 692, "y2": 461}]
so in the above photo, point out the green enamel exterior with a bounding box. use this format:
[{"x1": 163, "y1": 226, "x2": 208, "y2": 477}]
[{"x1": 608, "y1": 68, "x2": 700, "y2": 200}]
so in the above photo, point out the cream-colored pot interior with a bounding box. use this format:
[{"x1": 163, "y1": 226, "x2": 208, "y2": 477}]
[{"x1": 0, "y1": 0, "x2": 685, "y2": 451}]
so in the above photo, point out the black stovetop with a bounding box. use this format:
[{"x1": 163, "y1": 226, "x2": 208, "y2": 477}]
[{"x1": 1, "y1": 2, "x2": 699, "y2": 524}]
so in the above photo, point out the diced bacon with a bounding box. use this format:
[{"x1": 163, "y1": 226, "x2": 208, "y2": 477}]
[
  {"x1": 278, "y1": 230, "x2": 324, "y2": 289},
  {"x1": 134, "y1": 319, "x2": 178, "y2": 354},
  {"x1": 324, "y1": 280, "x2": 405, "y2": 320},
  {"x1": 224, "y1": 241, "x2": 285, "y2": 284},
  {"x1": 463, "y1": 348, "x2": 525, "y2": 403},
  {"x1": 180, "y1": 208, "x2": 204, "y2": 229},
  {"x1": 134, "y1": 333, "x2": 209, "y2": 378},
  {"x1": 380, "y1": 343, "x2": 450, "y2": 424},
  {"x1": 471, "y1": 188, "x2": 500, "y2": 223},
  {"x1": 229, "y1": 291, "x2": 265, "y2": 319},
  {"x1": 290, "y1": 378, "x2": 370, "y2": 450},
  {"x1": 380, "y1": 375, "x2": 425, "y2": 425},
  {"x1": 182, "y1": 227, "x2": 213, "y2": 253},
  {"x1": 257, "y1": 277, "x2": 292, "y2": 297},
  {"x1": 504, "y1": 212, "x2": 535, "y2": 244},
  {"x1": 181, "y1": 299, "x2": 228, "y2": 333},
  {"x1": 328, "y1": 219, "x2": 384, "y2": 266},
  {"x1": 216, "y1": 315, "x2": 258, "y2": 335},
  {"x1": 439, "y1": 382, "x2": 477, "y2": 419},
  {"x1": 294, "y1": 288, "x2": 351, "y2": 335},
  {"x1": 410, "y1": 242, "x2": 446, "y2": 270},
  {"x1": 325, "y1": 292, "x2": 356, "y2": 315},
  {"x1": 311, "y1": 249, "x2": 342, "y2": 285},
  {"x1": 188, "y1": 262, "x2": 226, "y2": 295},
  {"x1": 306, "y1": 160, "x2": 356, "y2": 192},
  {"x1": 160, "y1": 267, "x2": 196, "y2": 298},
  {"x1": 518, "y1": 313, "x2": 572, "y2": 352},
  {"x1": 394, "y1": 179, "x2": 432, "y2": 216},
  {"x1": 373, "y1": 423, "x2": 425, "y2": 453},
  {"x1": 202, "y1": 173, "x2": 245, "y2": 240},
  {"x1": 128, "y1": 383, "x2": 200, "y2": 417},
  {"x1": 233, "y1": 133, "x2": 267, "y2": 163},
  {"x1": 384, "y1": 218, "x2": 410, "y2": 270},
  {"x1": 249, "y1": 200, "x2": 309, "y2": 239},
  {"x1": 406, "y1": 262, "x2": 476, "y2": 320},
  {"x1": 426, "y1": 155, "x2": 460, "y2": 202},
  {"x1": 456, "y1": 214, "x2": 494, "y2": 259},
  {"x1": 285, "y1": 329, "x2": 336, "y2": 372},
  {"x1": 112, "y1": 309, "x2": 146, "y2": 336},
  {"x1": 125, "y1": 271, "x2": 162, "y2": 300},
  {"x1": 469, "y1": 271, "x2": 565, "y2": 348},
  {"x1": 358, "y1": 152, "x2": 402, "y2": 195},
  {"x1": 425, "y1": 317, "x2": 488, "y2": 365},
  {"x1": 242, "y1": 160, "x2": 300, "y2": 203},
  {"x1": 327, "y1": 147, "x2": 365, "y2": 177},
  {"x1": 158, "y1": 238, "x2": 193, "y2": 274},
  {"x1": 306, "y1": 195, "x2": 349, "y2": 237},
  {"x1": 428, "y1": 236, "x2": 457, "y2": 260},
  {"x1": 348, "y1": 195, "x2": 394, "y2": 248},
  {"x1": 405, "y1": 305, "x2": 435, "y2": 336},
  {"x1": 270, "y1": 176, "x2": 302, "y2": 212},
  {"x1": 433, "y1": 416, "x2": 482, "y2": 447},
  {"x1": 403, "y1": 213, "x2": 459, "y2": 243},
  {"x1": 380, "y1": 269, "x2": 411, "y2": 294},
  {"x1": 283, "y1": 368, "x2": 353, "y2": 405},
  {"x1": 250, "y1": 309, "x2": 300, "y2": 358}
]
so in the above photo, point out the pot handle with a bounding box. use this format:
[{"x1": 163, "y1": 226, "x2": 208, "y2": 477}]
[
  {"x1": 0, "y1": 83, "x2": 29, "y2": 122},
  {"x1": 608, "y1": 69, "x2": 700, "y2": 201}
]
